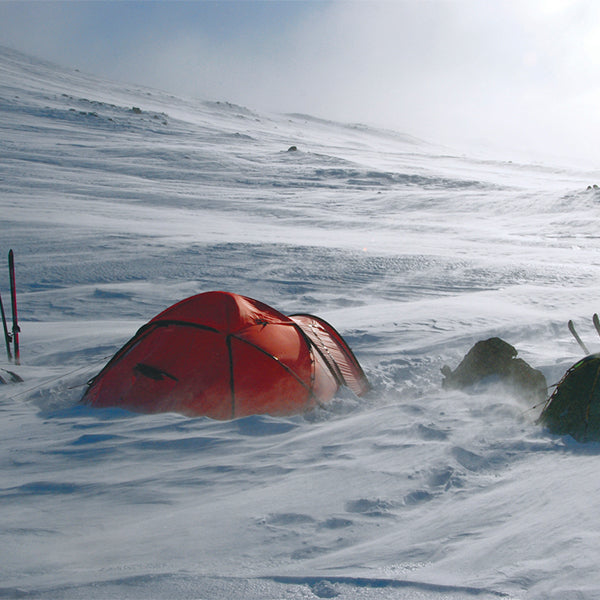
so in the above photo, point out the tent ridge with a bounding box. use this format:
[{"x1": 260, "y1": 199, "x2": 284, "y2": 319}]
[{"x1": 148, "y1": 319, "x2": 221, "y2": 334}]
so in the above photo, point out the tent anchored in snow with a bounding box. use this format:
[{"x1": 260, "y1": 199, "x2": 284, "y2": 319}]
[
  {"x1": 538, "y1": 353, "x2": 600, "y2": 442},
  {"x1": 82, "y1": 291, "x2": 369, "y2": 419}
]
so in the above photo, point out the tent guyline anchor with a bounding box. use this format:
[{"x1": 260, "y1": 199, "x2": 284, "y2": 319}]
[{"x1": 1, "y1": 249, "x2": 19, "y2": 365}]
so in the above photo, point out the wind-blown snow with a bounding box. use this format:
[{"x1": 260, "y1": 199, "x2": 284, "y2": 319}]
[{"x1": 2, "y1": 45, "x2": 600, "y2": 599}]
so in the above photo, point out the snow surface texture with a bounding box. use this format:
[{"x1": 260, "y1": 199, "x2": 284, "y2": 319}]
[{"x1": 1, "y1": 45, "x2": 600, "y2": 599}]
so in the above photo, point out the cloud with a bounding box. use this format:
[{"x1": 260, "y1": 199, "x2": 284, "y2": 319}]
[
  {"x1": 1, "y1": 0, "x2": 600, "y2": 162},
  {"x1": 125, "y1": 0, "x2": 599, "y2": 162},
  {"x1": 280, "y1": 0, "x2": 600, "y2": 161}
]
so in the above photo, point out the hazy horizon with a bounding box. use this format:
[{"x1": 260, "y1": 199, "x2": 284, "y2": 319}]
[{"x1": 2, "y1": 0, "x2": 600, "y2": 165}]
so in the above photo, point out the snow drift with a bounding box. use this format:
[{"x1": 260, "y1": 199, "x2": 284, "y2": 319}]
[{"x1": 3, "y1": 45, "x2": 600, "y2": 600}]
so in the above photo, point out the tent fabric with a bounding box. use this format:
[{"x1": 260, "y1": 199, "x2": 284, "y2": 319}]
[
  {"x1": 289, "y1": 313, "x2": 370, "y2": 397},
  {"x1": 82, "y1": 291, "x2": 369, "y2": 419},
  {"x1": 538, "y1": 353, "x2": 600, "y2": 441}
]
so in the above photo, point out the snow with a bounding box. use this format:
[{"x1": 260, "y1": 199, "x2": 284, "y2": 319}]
[{"x1": 2, "y1": 45, "x2": 600, "y2": 599}]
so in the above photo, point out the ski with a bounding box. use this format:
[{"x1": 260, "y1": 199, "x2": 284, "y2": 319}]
[
  {"x1": 593, "y1": 313, "x2": 600, "y2": 339},
  {"x1": 568, "y1": 319, "x2": 589, "y2": 354},
  {"x1": 8, "y1": 250, "x2": 20, "y2": 365},
  {"x1": 0, "y1": 291, "x2": 12, "y2": 361}
]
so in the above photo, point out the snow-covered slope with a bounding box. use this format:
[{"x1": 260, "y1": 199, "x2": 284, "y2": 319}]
[{"x1": 2, "y1": 45, "x2": 600, "y2": 599}]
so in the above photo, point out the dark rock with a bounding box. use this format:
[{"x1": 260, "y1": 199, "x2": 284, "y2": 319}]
[
  {"x1": 442, "y1": 337, "x2": 516, "y2": 388},
  {"x1": 505, "y1": 358, "x2": 548, "y2": 403},
  {"x1": 442, "y1": 337, "x2": 547, "y2": 403}
]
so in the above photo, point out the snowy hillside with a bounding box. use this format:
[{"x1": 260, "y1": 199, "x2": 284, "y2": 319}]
[{"x1": 2, "y1": 45, "x2": 600, "y2": 599}]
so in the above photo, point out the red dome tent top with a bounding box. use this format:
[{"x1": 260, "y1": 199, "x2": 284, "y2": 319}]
[{"x1": 82, "y1": 292, "x2": 369, "y2": 419}]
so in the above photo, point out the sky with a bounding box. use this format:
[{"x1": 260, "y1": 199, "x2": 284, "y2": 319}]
[{"x1": 1, "y1": 0, "x2": 600, "y2": 164}]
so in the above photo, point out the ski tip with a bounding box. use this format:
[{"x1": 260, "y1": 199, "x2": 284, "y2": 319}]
[
  {"x1": 593, "y1": 314, "x2": 600, "y2": 337},
  {"x1": 567, "y1": 319, "x2": 590, "y2": 354}
]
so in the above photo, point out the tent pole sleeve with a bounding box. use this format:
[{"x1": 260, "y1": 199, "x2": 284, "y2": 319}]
[{"x1": 226, "y1": 334, "x2": 235, "y2": 419}]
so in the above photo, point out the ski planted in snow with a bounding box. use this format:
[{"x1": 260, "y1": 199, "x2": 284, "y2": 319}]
[
  {"x1": 0, "y1": 291, "x2": 12, "y2": 361},
  {"x1": 8, "y1": 250, "x2": 20, "y2": 365},
  {"x1": 568, "y1": 319, "x2": 590, "y2": 355},
  {"x1": 593, "y1": 313, "x2": 600, "y2": 339}
]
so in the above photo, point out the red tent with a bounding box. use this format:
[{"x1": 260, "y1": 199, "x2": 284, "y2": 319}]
[{"x1": 82, "y1": 291, "x2": 369, "y2": 419}]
